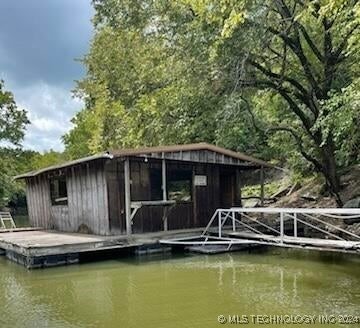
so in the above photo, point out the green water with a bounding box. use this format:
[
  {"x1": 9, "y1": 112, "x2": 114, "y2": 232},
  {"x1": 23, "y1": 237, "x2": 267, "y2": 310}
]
[{"x1": 0, "y1": 250, "x2": 359, "y2": 328}]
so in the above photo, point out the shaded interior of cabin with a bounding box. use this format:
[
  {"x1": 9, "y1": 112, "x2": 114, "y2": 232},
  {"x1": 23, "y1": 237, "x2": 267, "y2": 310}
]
[{"x1": 20, "y1": 144, "x2": 270, "y2": 236}]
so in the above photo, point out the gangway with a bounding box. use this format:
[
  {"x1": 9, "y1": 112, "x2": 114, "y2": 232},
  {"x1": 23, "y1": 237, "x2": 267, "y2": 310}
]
[{"x1": 160, "y1": 208, "x2": 360, "y2": 254}]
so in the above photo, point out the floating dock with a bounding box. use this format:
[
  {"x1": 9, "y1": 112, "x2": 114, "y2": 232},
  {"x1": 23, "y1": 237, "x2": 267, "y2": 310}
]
[
  {"x1": 2, "y1": 207, "x2": 360, "y2": 268},
  {"x1": 0, "y1": 228, "x2": 204, "y2": 269},
  {"x1": 160, "y1": 208, "x2": 360, "y2": 255}
]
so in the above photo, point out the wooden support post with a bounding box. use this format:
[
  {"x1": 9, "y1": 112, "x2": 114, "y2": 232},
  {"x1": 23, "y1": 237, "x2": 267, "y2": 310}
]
[
  {"x1": 124, "y1": 158, "x2": 132, "y2": 236},
  {"x1": 260, "y1": 165, "x2": 264, "y2": 207},
  {"x1": 162, "y1": 155, "x2": 168, "y2": 231},
  {"x1": 163, "y1": 208, "x2": 168, "y2": 232},
  {"x1": 162, "y1": 155, "x2": 167, "y2": 201}
]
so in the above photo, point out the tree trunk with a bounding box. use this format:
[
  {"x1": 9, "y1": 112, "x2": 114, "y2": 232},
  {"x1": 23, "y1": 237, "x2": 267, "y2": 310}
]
[{"x1": 320, "y1": 143, "x2": 342, "y2": 207}]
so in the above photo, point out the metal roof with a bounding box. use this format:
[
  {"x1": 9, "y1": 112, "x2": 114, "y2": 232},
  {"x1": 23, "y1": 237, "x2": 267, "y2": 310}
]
[{"x1": 14, "y1": 143, "x2": 274, "y2": 179}]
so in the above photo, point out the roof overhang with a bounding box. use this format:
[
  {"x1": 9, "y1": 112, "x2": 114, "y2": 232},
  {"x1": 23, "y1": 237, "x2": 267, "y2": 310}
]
[
  {"x1": 111, "y1": 143, "x2": 274, "y2": 168},
  {"x1": 14, "y1": 153, "x2": 113, "y2": 180},
  {"x1": 14, "y1": 143, "x2": 276, "y2": 180}
]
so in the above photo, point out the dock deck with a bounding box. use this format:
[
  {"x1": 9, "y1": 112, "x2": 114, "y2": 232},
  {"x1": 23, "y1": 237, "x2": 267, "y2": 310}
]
[{"x1": 0, "y1": 228, "x2": 204, "y2": 269}]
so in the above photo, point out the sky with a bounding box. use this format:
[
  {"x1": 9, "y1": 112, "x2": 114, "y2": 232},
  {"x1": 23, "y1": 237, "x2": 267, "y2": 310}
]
[{"x1": 0, "y1": 0, "x2": 94, "y2": 152}]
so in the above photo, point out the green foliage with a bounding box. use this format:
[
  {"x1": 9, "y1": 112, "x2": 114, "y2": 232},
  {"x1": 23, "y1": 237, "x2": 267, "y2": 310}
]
[
  {"x1": 65, "y1": 2, "x2": 221, "y2": 157},
  {"x1": 0, "y1": 80, "x2": 29, "y2": 145},
  {"x1": 0, "y1": 149, "x2": 35, "y2": 208},
  {"x1": 64, "y1": 0, "x2": 359, "y2": 203},
  {"x1": 0, "y1": 80, "x2": 30, "y2": 208},
  {"x1": 241, "y1": 180, "x2": 283, "y2": 198},
  {"x1": 315, "y1": 78, "x2": 360, "y2": 166},
  {"x1": 30, "y1": 150, "x2": 68, "y2": 170},
  {"x1": 0, "y1": 148, "x2": 66, "y2": 209}
]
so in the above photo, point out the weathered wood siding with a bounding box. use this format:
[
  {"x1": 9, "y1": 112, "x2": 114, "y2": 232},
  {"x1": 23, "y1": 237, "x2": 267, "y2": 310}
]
[
  {"x1": 25, "y1": 155, "x2": 244, "y2": 235},
  {"x1": 25, "y1": 175, "x2": 52, "y2": 229},
  {"x1": 64, "y1": 160, "x2": 109, "y2": 234},
  {"x1": 193, "y1": 164, "x2": 221, "y2": 227},
  {"x1": 106, "y1": 160, "x2": 125, "y2": 234},
  {"x1": 105, "y1": 157, "x2": 241, "y2": 234},
  {"x1": 26, "y1": 159, "x2": 110, "y2": 235},
  {"x1": 129, "y1": 149, "x2": 259, "y2": 167}
]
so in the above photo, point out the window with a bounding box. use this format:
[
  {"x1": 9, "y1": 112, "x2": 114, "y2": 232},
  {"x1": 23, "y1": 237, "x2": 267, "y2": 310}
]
[
  {"x1": 168, "y1": 170, "x2": 192, "y2": 202},
  {"x1": 50, "y1": 176, "x2": 68, "y2": 205}
]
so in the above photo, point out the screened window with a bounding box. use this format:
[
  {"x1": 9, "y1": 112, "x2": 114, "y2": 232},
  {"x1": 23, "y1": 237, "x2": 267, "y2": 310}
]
[{"x1": 50, "y1": 176, "x2": 68, "y2": 205}]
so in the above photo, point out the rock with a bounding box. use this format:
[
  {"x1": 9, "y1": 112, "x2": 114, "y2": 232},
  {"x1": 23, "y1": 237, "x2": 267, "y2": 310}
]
[
  {"x1": 300, "y1": 194, "x2": 317, "y2": 201},
  {"x1": 343, "y1": 197, "x2": 360, "y2": 208},
  {"x1": 343, "y1": 197, "x2": 360, "y2": 224}
]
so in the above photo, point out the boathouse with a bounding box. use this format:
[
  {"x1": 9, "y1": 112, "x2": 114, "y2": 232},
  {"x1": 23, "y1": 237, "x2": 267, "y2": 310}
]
[{"x1": 15, "y1": 143, "x2": 273, "y2": 236}]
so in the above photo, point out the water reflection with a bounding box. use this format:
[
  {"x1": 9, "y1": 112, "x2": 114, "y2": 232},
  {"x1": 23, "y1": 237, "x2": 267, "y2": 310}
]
[{"x1": 0, "y1": 249, "x2": 359, "y2": 328}]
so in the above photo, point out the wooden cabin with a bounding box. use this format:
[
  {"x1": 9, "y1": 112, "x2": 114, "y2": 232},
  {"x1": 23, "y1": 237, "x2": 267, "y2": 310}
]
[{"x1": 15, "y1": 143, "x2": 273, "y2": 236}]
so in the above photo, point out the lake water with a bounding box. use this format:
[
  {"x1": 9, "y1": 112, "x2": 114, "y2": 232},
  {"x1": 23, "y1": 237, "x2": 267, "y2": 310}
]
[{"x1": 0, "y1": 249, "x2": 359, "y2": 328}]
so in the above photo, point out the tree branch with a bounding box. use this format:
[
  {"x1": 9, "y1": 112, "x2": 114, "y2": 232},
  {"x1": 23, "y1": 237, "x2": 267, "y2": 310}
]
[
  {"x1": 296, "y1": 23, "x2": 324, "y2": 62},
  {"x1": 239, "y1": 77, "x2": 315, "y2": 135},
  {"x1": 266, "y1": 126, "x2": 323, "y2": 171},
  {"x1": 332, "y1": 23, "x2": 359, "y2": 60},
  {"x1": 247, "y1": 59, "x2": 319, "y2": 116}
]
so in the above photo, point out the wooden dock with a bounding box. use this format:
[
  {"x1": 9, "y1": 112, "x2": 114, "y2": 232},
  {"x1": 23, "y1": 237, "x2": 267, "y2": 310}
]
[{"x1": 0, "y1": 228, "x2": 204, "y2": 269}]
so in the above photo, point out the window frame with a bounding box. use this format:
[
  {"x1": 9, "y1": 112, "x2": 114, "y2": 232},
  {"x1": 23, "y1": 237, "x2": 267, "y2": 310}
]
[
  {"x1": 49, "y1": 175, "x2": 68, "y2": 206},
  {"x1": 167, "y1": 169, "x2": 193, "y2": 202}
]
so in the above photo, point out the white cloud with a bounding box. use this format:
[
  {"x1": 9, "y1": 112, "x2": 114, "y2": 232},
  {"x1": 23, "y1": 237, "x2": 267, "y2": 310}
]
[
  {"x1": 9, "y1": 81, "x2": 83, "y2": 152},
  {"x1": 0, "y1": 0, "x2": 93, "y2": 153}
]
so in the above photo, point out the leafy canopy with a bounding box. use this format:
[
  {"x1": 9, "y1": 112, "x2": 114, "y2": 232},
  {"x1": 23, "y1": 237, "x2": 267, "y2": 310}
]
[{"x1": 65, "y1": 0, "x2": 359, "y2": 203}]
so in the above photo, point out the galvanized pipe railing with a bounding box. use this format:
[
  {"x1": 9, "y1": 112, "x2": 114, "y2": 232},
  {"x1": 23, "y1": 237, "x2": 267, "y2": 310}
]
[{"x1": 202, "y1": 207, "x2": 360, "y2": 243}]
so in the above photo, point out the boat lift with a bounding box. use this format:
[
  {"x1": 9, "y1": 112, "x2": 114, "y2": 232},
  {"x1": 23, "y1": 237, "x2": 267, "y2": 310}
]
[{"x1": 160, "y1": 208, "x2": 360, "y2": 254}]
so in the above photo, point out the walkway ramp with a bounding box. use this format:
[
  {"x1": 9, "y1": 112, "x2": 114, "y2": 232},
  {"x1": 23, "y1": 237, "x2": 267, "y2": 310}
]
[{"x1": 160, "y1": 208, "x2": 360, "y2": 254}]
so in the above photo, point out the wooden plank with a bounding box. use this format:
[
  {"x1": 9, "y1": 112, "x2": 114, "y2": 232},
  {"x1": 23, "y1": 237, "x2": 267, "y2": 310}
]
[
  {"x1": 90, "y1": 163, "x2": 99, "y2": 234},
  {"x1": 67, "y1": 167, "x2": 76, "y2": 231}
]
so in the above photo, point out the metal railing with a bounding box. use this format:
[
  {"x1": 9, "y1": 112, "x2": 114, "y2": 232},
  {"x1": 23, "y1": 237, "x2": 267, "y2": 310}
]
[{"x1": 201, "y1": 207, "x2": 360, "y2": 243}]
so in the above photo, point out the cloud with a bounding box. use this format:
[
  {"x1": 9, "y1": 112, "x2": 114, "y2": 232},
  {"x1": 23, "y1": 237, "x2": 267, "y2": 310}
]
[
  {"x1": 0, "y1": 0, "x2": 93, "y2": 88},
  {"x1": 0, "y1": 0, "x2": 93, "y2": 152},
  {"x1": 15, "y1": 82, "x2": 83, "y2": 152}
]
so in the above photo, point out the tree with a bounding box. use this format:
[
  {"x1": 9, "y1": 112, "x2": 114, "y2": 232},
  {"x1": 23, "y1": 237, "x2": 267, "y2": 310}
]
[
  {"x1": 65, "y1": 1, "x2": 220, "y2": 158},
  {"x1": 66, "y1": 0, "x2": 359, "y2": 205},
  {"x1": 0, "y1": 80, "x2": 29, "y2": 208},
  {"x1": 0, "y1": 80, "x2": 29, "y2": 144},
  {"x1": 201, "y1": 0, "x2": 359, "y2": 205}
]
